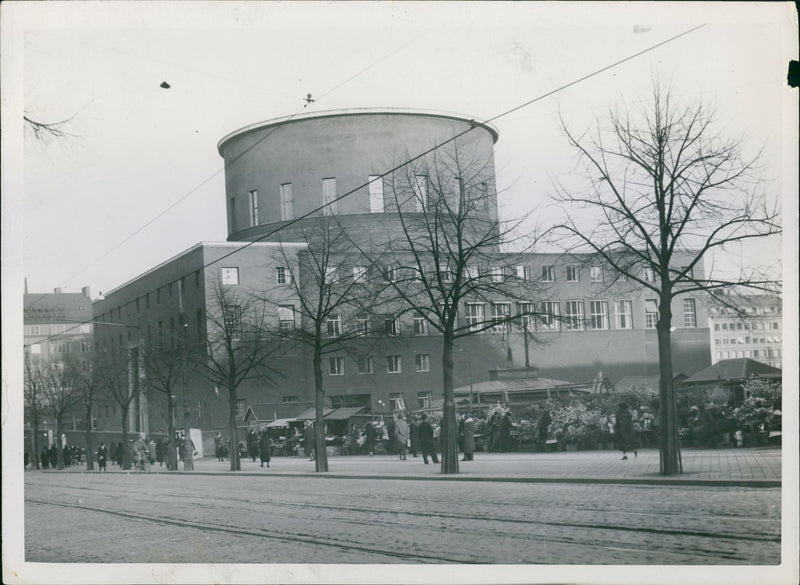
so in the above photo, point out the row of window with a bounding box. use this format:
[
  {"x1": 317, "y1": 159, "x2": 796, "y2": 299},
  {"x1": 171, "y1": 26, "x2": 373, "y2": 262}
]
[
  {"x1": 716, "y1": 349, "x2": 780, "y2": 360},
  {"x1": 326, "y1": 353, "x2": 431, "y2": 377},
  {"x1": 715, "y1": 336, "x2": 782, "y2": 346},
  {"x1": 27, "y1": 340, "x2": 92, "y2": 355},
  {"x1": 713, "y1": 321, "x2": 779, "y2": 332},
  {"x1": 26, "y1": 324, "x2": 91, "y2": 336},
  {"x1": 99, "y1": 271, "x2": 204, "y2": 324}
]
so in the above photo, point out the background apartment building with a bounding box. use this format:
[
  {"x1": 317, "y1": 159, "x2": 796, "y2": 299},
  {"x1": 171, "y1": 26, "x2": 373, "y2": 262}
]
[{"x1": 708, "y1": 295, "x2": 782, "y2": 369}]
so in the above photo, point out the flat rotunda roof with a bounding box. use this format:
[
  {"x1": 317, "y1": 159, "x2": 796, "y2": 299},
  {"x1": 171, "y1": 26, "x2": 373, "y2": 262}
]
[{"x1": 217, "y1": 107, "x2": 499, "y2": 154}]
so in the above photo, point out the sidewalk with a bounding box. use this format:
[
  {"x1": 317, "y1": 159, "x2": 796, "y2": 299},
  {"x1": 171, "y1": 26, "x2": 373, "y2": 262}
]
[{"x1": 47, "y1": 447, "x2": 782, "y2": 487}]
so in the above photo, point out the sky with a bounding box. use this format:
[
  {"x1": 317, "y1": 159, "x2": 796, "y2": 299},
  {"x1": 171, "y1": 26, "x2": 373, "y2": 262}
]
[{"x1": 7, "y1": 2, "x2": 795, "y2": 299}]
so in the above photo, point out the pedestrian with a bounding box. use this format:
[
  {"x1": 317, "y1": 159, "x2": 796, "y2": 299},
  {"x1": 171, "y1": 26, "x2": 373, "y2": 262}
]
[
  {"x1": 50, "y1": 444, "x2": 58, "y2": 468},
  {"x1": 365, "y1": 421, "x2": 376, "y2": 456},
  {"x1": 461, "y1": 415, "x2": 476, "y2": 461},
  {"x1": 156, "y1": 438, "x2": 165, "y2": 467},
  {"x1": 615, "y1": 403, "x2": 637, "y2": 460},
  {"x1": 409, "y1": 416, "x2": 420, "y2": 458},
  {"x1": 40, "y1": 446, "x2": 50, "y2": 470},
  {"x1": 418, "y1": 413, "x2": 439, "y2": 464},
  {"x1": 148, "y1": 439, "x2": 157, "y2": 464},
  {"x1": 97, "y1": 443, "x2": 107, "y2": 472},
  {"x1": 395, "y1": 413, "x2": 409, "y2": 460},
  {"x1": 537, "y1": 409, "x2": 551, "y2": 448},
  {"x1": 498, "y1": 411, "x2": 513, "y2": 453},
  {"x1": 214, "y1": 433, "x2": 224, "y2": 461},
  {"x1": 247, "y1": 429, "x2": 259, "y2": 462},
  {"x1": 115, "y1": 442, "x2": 124, "y2": 467},
  {"x1": 734, "y1": 429, "x2": 744, "y2": 448},
  {"x1": 303, "y1": 421, "x2": 315, "y2": 461},
  {"x1": 385, "y1": 417, "x2": 396, "y2": 455},
  {"x1": 259, "y1": 431, "x2": 271, "y2": 468}
]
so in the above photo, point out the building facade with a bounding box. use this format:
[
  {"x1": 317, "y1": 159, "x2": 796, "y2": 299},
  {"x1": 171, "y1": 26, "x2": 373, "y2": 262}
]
[{"x1": 708, "y1": 295, "x2": 782, "y2": 369}]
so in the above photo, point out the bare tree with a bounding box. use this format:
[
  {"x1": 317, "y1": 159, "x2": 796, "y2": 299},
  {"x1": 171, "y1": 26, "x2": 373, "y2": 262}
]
[
  {"x1": 265, "y1": 220, "x2": 382, "y2": 473},
  {"x1": 64, "y1": 355, "x2": 99, "y2": 471},
  {"x1": 195, "y1": 275, "x2": 284, "y2": 471},
  {"x1": 24, "y1": 351, "x2": 47, "y2": 470},
  {"x1": 96, "y1": 351, "x2": 138, "y2": 470},
  {"x1": 552, "y1": 84, "x2": 781, "y2": 475},
  {"x1": 363, "y1": 144, "x2": 538, "y2": 474},
  {"x1": 39, "y1": 361, "x2": 80, "y2": 470},
  {"x1": 23, "y1": 115, "x2": 74, "y2": 142}
]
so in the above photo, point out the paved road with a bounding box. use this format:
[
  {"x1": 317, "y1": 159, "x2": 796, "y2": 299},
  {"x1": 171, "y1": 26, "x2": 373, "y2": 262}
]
[{"x1": 25, "y1": 472, "x2": 780, "y2": 564}]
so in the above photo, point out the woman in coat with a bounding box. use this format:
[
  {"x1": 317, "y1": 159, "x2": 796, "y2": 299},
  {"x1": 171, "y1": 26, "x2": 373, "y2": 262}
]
[
  {"x1": 615, "y1": 403, "x2": 637, "y2": 460},
  {"x1": 461, "y1": 416, "x2": 476, "y2": 461},
  {"x1": 394, "y1": 413, "x2": 409, "y2": 460},
  {"x1": 259, "y1": 431, "x2": 271, "y2": 468}
]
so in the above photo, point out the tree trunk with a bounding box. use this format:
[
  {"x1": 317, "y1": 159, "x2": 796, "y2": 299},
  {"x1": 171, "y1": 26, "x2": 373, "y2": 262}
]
[
  {"x1": 32, "y1": 421, "x2": 41, "y2": 470},
  {"x1": 84, "y1": 403, "x2": 95, "y2": 471},
  {"x1": 183, "y1": 389, "x2": 194, "y2": 471},
  {"x1": 55, "y1": 417, "x2": 64, "y2": 470},
  {"x1": 167, "y1": 395, "x2": 177, "y2": 471},
  {"x1": 657, "y1": 296, "x2": 682, "y2": 476},
  {"x1": 228, "y1": 384, "x2": 241, "y2": 471},
  {"x1": 121, "y1": 411, "x2": 131, "y2": 470},
  {"x1": 440, "y1": 333, "x2": 459, "y2": 474},
  {"x1": 313, "y1": 342, "x2": 329, "y2": 472}
]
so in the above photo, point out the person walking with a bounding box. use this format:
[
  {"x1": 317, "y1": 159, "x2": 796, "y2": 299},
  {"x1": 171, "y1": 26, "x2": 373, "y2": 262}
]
[
  {"x1": 115, "y1": 442, "x2": 124, "y2": 467},
  {"x1": 461, "y1": 415, "x2": 476, "y2": 461},
  {"x1": 365, "y1": 421, "x2": 377, "y2": 456},
  {"x1": 615, "y1": 403, "x2": 637, "y2": 460},
  {"x1": 394, "y1": 413, "x2": 409, "y2": 461},
  {"x1": 409, "y1": 416, "x2": 420, "y2": 458},
  {"x1": 303, "y1": 421, "x2": 316, "y2": 461},
  {"x1": 96, "y1": 443, "x2": 108, "y2": 472},
  {"x1": 40, "y1": 446, "x2": 50, "y2": 470},
  {"x1": 155, "y1": 438, "x2": 165, "y2": 467},
  {"x1": 259, "y1": 431, "x2": 271, "y2": 468},
  {"x1": 498, "y1": 411, "x2": 513, "y2": 453},
  {"x1": 417, "y1": 414, "x2": 439, "y2": 464},
  {"x1": 247, "y1": 429, "x2": 259, "y2": 462}
]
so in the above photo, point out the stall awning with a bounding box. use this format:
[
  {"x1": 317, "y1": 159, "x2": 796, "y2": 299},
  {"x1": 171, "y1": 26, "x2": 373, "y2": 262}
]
[
  {"x1": 294, "y1": 407, "x2": 335, "y2": 421},
  {"x1": 324, "y1": 407, "x2": 366, "y2": 421},
  {"x1": 265, "y1": 418, "x2": 296, "y2": 428}
]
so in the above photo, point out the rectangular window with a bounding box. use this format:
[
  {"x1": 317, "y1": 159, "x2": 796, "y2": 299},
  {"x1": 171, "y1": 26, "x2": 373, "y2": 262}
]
[
  {"x1": 368, "y1": 175, "x2": 384, "y2": 213},
  {"x1": 278, "y1": 305, "x2": 295, "y2": 332},
  {"x1": 221, "y1": 267, "x2": 239, "y2": 285},
  {"x1": 492, "y1": 302, "x2": 511, "y2": 333},
  {"x1": 542, "y1": 265, "x2": 555, "y2": 282},
  {"x1": 326, "y1": 314, "x2": 342, "y2": 337},
  {"x1": 282, "y1": 395, "x2": 301, "y2": 403},
  {"x1": 440, "y1": 268, "x2": 453, "y2": 283},
  {"x1": 357, "y1": 356, "x2": 374, "y2": 374},
  {"x1": 518, "y1": 301, "x2": 534, "y2": 332},
  {"x1": 417, "y1": 391, "x2": 432, "y2": 409},
  {"x1": 249, "y1": 189, "x2": 259, "y2": 226},
  {"x1": 195, "y1": 270, "x2": 201, "y2": 289},
  {"x1": 387, "y1": 355, "x2": 403, "y2": 374},
  {"x1": 645, "y1": 299, "x2": 659, "y2": 329},
  {"x1": 643, "y1": 267, "x2": 655, "y2": 282},
  {"x1": 453, "y1": 176, "x2": 462, "y2": 211},
  {"x1": 356, "y1": 315, "x2": 372, "y2": 336},
  {"x1": 752, "y1": 349, "x2": 759, "y2": 358},
  {"x1": 276, "y1": 266, "x2": 289, "y2": 285},
  {"x1": 515, "y1": 265, "x2": 531, "y2": 282},
  {"x1": 465, "y1": 303, "x2": 485, "y2": 332},
  {"x1": 415, "y1": 354, "x2": 431, "y2": 372},
  {"x1": 158, "y1": 321, "x2": 163, "y2": 347},
  {"x1": 325, "y1": 266, "x2": 340, "y2": 284},
  {"x1": 322, "y1": 178, "x2": 337, "y2": 215},
  {"x1": 565, "y1": 300, "x2": 584, "y2": 331},
  {"x1": 81, "y1": 341, "x2": 91, "y2": 352},
  {"x1": 235, "y1": 399, "x2": 246, "y2": 418},
  {"x1": 389, "y1": 391, "x2": 405, "y2": 410},
  {"x1": 487, "y1": 266, "x2": 504, "y2": 283},
  {"x1": 683, "y1": 298, "x2": 697, "y2": 328},
  {"x1": 229, "y1": 197, "x2": 237, "y2": 231},
  {"x1": 615, "y1": 300, "x2": 633, "y2": 329},
  {"x1": 382, "y1": 266, "x2": 399, "y2": 283},
  {"x1": 714, "y1": 323, "x2": 720, "y2": 331},
  {"x1": 384, "y1": 315, "x2": 400, "y2": 336},
  {"x1": 589, "y1": 300, "x2": 609, "y2": 330},
  {"x1": 29, "y1": 325, "x2": 41, "y2": 335},
  {"x1": 328, "y1": 357, "x2": 345, "y2": 376},
  {"x1": 414, "y1": 175, "x2": 427, "y2": 212},
  {"x1": 280, "y1": 183, "x2": 294, "y2": 221},
  {"x1": 540, "y1": 301, "x2": 560, "y2": 331},
  {"x1": 146, "y1": 293, "x2": 151, "y2": 309},
  {"x1": 413, "y1": 315, "x2": 429, "y2": 335},
  {"x1": 352, "y1": 266, "x2": 368, "y2": 283},
  {"x1": 224, "y1": 305, "x2": 243, "y2": 340},
  {"x1": 566, "y1": 265, "x2": 579, "y2": 282},
  {"x1": 590, "y1": 266, "x2": 603, "y2": 282}
]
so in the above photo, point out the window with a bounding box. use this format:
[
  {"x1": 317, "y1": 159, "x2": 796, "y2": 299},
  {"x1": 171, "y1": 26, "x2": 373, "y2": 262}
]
[
  {"x1": 382, "y1": 265, "x2": 399, "y2": 283},
  {"x1": 229, "y1": 197, "x2": 237, "y2": 231},
  {"x1": 752, "y1": 349, "x2": 759, "y2": 358},
  {"x1": 643, "y1": 267, "x2": 655, "y2": 282},
  {"x1": 389, "y1": 391, "x2": 405, "y2": 410},
  {"x1": 368, "y1": 175, "x2": 384, "y2": 213},
  {"x1": 55, "y1": 342, "x2": 68, "y2": 353},
  {"x1": 722, "y1": 323, "x2": 728, "y2": 330},
  {"x1": 413, "y1": 314, "x2": 429, "y2": 335},
  {"x1": 566, "y1": 265, "x2": 579, "y2": 282},
  {"x1": 589, "y1": 301, "x2": 609, "y2": 330},
  {"x1": 772, "y1": 322, "x2": 779, "y2": 330},
  {"x1": 224, "y1": 305, "x2": 243, "y2": 340},
  {"x1": 326, "y1": 314, "x2": 342, "y2": 337},
  {"x1": 519, "y1": 302, "x2": 534, "y2": 332},
  {"x1": 615, "y1": 300, "x2": 633, "y2": 329},
  {"x1": 127, "y1": 303, "x2": 131, "y2": 316},
  {"x1": 158, "y1": 321, "x2": 163, "y2": 347},
  {"x1": 415, "y1": 354, "x2": 431, "y2": 372},
  {"x1": 280, "y1": 183, "x2": 294, "y2": 221},
  {"x1": 440, "y1": 268, "x2": 453, "y2": 283},
  {"x1": 356, "y1": 315, "x2": 372, "y2": 336},
  {"x1": 492, "y1": 302, "x2": 511, "y2": 333},
  {"x1": 387, "y1": 355, "x2": 403, "y2": 374},
  {"x1": 564, "y1": 300, "x2": 584, "y2": 331},
  {"x1": 146, "y1": 293, "x2": 151, "y2": 309},
  {"x1": 357, "y1": 356, "x2": 374, "y2": 374},
  {"x1": 328, "y1": 357, "x2": 345, "y2": 376},
  {"x1": 249, "y1": 189, "x2": 259, "y2": 226},
  {"x1": 195, "y1": 270, "x2": 201, "y2": 289},
  {"x1": 590, "y1": 266, "x2": 603, "y2": 282},
  {"x1": 714, "y1": 323, "x2": 720, "y2": 331},
  {"x1": 542, "y1": 265, "x2": 555, "y2": 282},
  {"x1": 683, "y1": 298, "x2": 697, "y2": 328},
  {"x1": 352, "y1": 266, "x2": 368, "y2": 283},
  {"x1": 325, "y1": 266, "x2": 340, "y2": 283},
  {"x1": 489, "y1": 266, "x2": 505, "y2": 282},
  {"x1": 221, "y1": 267, "x2": 239, "y2": 285},
  {"x1": 282, "y1": 395, "x2": 300, "y2": 403},
  {"x1": 417, "y1": 391, "x2": 432, "y2": 409},
  {"x1": 235, "y1": 399, "x2": 246, "y2": 418},
  {"x1": 453, "y1": 176, "x2": 462, "y2": 210},
  {"x1": 540, "y1": 301, "x2": 560, "y2": 331},
  {"x1": 515, "y1": 265, "x2": 531, "y2": 282},
  {"x1": 414, "y1": 175, "x2": 427, "y2": 211},
  {"x1": 276, "y1": 266, "x2": 289, "y2": 285},
  {"x1": 645, "y1": 299, "x2": 659, "y2": 329},
  {"x1": 29, "y1": 325, "x2": 40, "y2": 335},
  {"x1": 322, "y1": 178, "x2": 337, "y2": 215},
  {"x1": 384, "y1": 315, "x2": 400, "y2": 336},
  {"x1": 136, "y1": 298, "x2": 140, "y2": 313},
  {"x1": 30, "y1": 343, "x2": 41, "y2": 354},
  {"x1": 278, "y1": 305, "x2": 295, "y2": 332},
  {"x1": 465, "y1": 303, "x2": 485, "y2": 332}
]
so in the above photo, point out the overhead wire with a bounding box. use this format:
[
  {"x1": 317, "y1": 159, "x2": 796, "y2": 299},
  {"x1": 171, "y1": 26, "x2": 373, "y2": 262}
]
[{"x1": 25, "y1": 23, "x2": 707, "y2": 349}]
